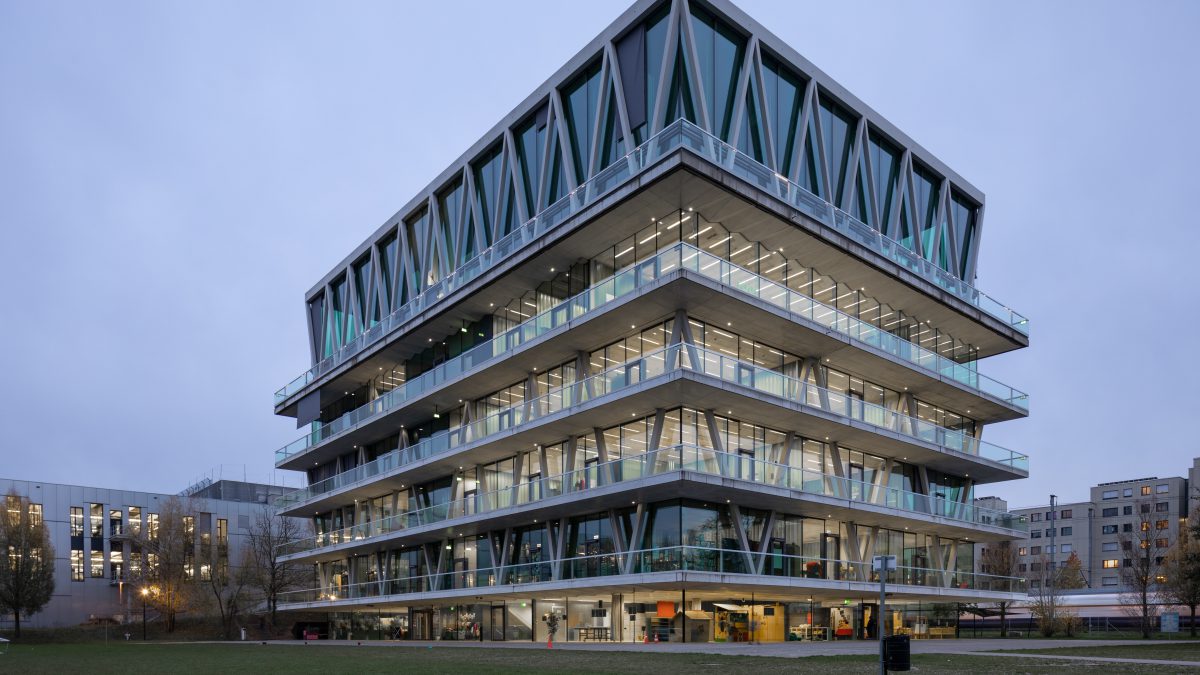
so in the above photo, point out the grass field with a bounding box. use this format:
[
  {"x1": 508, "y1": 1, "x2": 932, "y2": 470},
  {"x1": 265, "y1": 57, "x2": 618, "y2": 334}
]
[
  {"x1": 0, "y1": 643, "x2": 1195, "y2": 674},
  {"x1": 1005, "y1": 641, "x2": 1200, "y2": 660}
]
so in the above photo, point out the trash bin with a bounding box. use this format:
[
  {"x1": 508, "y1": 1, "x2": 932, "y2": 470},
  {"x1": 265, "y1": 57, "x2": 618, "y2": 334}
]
[{"x1": 883, "y1": 634, "x2": 911, "y2": 672}]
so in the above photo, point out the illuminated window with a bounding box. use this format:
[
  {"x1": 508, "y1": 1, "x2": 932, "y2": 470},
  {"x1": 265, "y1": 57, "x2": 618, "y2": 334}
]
[
  {"x1": 90, "y1": 503, "x2": 103, "y2": 537},
  {"x1": 1156, "y1": 538, "x2": 1169, "y2": 548},
  {"x1": 90, "y1": 551, "x2": 104, "y2": 578},
  {"x1": 1141, "y1": 486, "x2": 1151, "y2": 495},
  {"x1": 148, "y1": 513, "x2": 159, "y2": 540},
  {"x1": 1102, "y1": 559, "x2": 1119, "y2": 569},
  {"x1": 129, "y1": 507, "x2": 142, "y2": 536},
  {"x1": 70, "y1": 507, "x2": 84, "y2": 536},
  {"x1": 1018, "y1": 547, "x2": 1028, "y2": 556},
  {"x1": 1156, "y1": 520, "x2": 1169, "y2": 530},
  {"x1": 28, "y1": 503, "x2": 42, "y2": 527},
  {"x1": 70, "y1": 550, "x2": 84, "y2": 581},
  {"x1": 217, "y1": 519, "x2": 228, "y2": 546}
]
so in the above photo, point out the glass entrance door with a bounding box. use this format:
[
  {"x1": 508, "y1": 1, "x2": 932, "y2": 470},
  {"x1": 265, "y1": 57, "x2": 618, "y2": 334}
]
[{"x1": 490, "y1": 605, "x2": 505, "y2": 641}]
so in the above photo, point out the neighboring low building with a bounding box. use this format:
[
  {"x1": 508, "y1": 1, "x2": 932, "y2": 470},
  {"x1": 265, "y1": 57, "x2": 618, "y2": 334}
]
[{"x1": 0, "y1": 477, "x2": 294, "y2": 629}]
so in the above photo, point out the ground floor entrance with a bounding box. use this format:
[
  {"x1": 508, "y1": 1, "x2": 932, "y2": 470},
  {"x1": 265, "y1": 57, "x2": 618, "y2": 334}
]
[{"x1": 323, "y1": 591, "x2": 967, "y2": 643}]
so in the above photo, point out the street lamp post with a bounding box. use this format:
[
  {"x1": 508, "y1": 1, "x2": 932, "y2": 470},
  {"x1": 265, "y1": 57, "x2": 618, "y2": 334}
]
[
  {"x1": 140, "y1": 587, "x2": 149, "y2": 640},
  {"x1": 1049, "y1": 494, "x2": 1058, "y2": 626}
]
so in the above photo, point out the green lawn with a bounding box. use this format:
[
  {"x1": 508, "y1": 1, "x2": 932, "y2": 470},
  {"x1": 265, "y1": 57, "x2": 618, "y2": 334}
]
[
  {"x1": 1005, "y1": 642, "x2": 1200, "y2": 660},
  {"x1": 0, "y1": 643, "x2": 1193, "y2": 674}
]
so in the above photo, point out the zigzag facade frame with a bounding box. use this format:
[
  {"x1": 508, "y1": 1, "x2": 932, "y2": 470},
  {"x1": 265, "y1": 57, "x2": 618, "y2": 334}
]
[{"x1": 301, "y1": 0, "x2": 988, "y2": 367}]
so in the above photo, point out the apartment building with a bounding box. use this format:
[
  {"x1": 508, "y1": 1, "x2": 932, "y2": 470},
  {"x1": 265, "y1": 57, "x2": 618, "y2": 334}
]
[{"x1": 270, "y1": 0, "x2": 1031, "y2": 643}]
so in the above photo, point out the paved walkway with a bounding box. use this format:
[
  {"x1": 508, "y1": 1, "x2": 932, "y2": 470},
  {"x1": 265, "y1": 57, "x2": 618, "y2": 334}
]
[{"x1": 262, "y1": 636, "x2": 1200, "y2": 665}]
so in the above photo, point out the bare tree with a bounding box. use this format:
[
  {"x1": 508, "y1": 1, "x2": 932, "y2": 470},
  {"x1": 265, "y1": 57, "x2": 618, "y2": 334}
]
[
  {"x1": 134, "y1": 496, "x2": 194, "y2": 632},
  {"x1": 1026, "y1": 550, "x2": 1083, "y2": 637},
  {"x1": 1117, "y1": 498, "x2": 1171, "y2": 639},
  {"x1": 196, "y1": 535, "x2": 250, "y2": 639},
  {"x1": 0, "y1": 491, "x2": 55, "y2": 637},
  {"x1": 978, "y1": 541, "x2": 1019, "y2": 637},
  {"x1": 1160, "y1": 510, "x2": 1200, "y2": 637},
  {"x1": 245, "y1": 507, "x2": 312, "y2": 627}
]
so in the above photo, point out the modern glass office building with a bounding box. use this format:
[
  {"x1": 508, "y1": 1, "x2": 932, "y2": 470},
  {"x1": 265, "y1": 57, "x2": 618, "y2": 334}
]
[{"x1": 271, "y1": 0, "x2": 1030, "y2": 643}]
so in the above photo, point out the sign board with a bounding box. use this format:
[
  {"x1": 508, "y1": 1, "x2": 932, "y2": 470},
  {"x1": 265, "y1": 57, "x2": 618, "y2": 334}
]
[
  {"x1": 872, "y1": 555, "x2": 897, "y2": 572},
  {"x1": 1162, "y1": 612, "x2": 1180, "y2": 633}
]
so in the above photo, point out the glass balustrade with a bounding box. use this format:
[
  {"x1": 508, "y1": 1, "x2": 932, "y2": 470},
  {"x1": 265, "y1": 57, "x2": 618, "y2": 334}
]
[
  {"x1": 277, "y1": 344, "x2": 1028, "y2": 513},
  {"x1": 276, "y1": 241, "x2": 1027, "y2": 467},
  {"x1": 277, "y1": 444, "x2": 1026, "y2": 556},
  {"x1": 278, "y1": 545, "x2": 1025, "y2": 605},
  {"x1": 277, "y1": 120, "x2": 1026, "y2": 404}
]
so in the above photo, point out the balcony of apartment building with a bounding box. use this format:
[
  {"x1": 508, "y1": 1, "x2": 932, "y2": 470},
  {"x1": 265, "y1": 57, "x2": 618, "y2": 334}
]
[
  {"x1": 275, "y1": 222, "x2": 1028, "y2": 475},
  {"x1": 276, "y1": 333, "x2": 1026, "y2": 507},
  {"x1": 277, "y1": 438, "x2": 1028, "y2": 568},
  {"x1": 274, "y1": 121, "x2": 1028, "y2": 419}
]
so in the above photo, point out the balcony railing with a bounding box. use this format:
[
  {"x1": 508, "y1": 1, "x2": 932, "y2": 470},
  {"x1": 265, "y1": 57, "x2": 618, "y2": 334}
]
[
  {"x1": 277, "y1": 345, "x2": 1027, "y2": 512},
  {"x1": 278, "y1": 444, "x2": 1027, "y2": 556},
  {"x1": 278, "y1": 545, "x2": 1026, "y2": 605},
  {"x1": 277, "y1": 120, "x2": 1027, "y2": 404},
  {"x1": 276, "y1": 242, "x2": 1027, "y2": 467}
]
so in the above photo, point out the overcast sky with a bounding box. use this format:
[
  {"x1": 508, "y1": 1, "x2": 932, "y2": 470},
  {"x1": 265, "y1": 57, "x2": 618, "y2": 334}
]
[{"x1": 1, "y1": 1, "x2": 1197, "y2": 507}]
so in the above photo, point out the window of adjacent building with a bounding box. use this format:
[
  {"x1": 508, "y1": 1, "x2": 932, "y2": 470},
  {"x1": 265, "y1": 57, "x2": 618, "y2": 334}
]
[
  {"x1": 1102, "y1": 525, "x2": 1118, "y2": 534},
  {"x1": 1124, "y1": 558, "x2": 1133, "y2": 567},
  {"x1": 1123, "y1": 523, "x2": 1133, "y2": 532},
  {"x1": 90, "y1": 503, "x2": 103, "y2": 537},
  {"x1": 1018, "y1": 547, "x2": 1028, "y2": 556},
  {"x1": 1103, "y1": 542, "x2": 1119, "y2": 552},
  {"x1": 1031, "y1": 546, "x2": 1041, "y2": 555},
  {"x1": 1157, "y1": 538, "x2": 1170, "y2": 548},
  {"x1": 1141, "y1": 486, "x2": 1152, "y2": 496},
  {"x1": 1031, "y1": 579, "x2": 1040, "y2": 589},
  {"x1": 1142, "y1": 522, "x2": 1151, "y2": 531},
  {"x1": 1141, "y1": 503, "x2": 1151, "y2": 514},
  {"x1": 1031, "y1": 562, "x2": 1042, "y2": 571},
  {"x1": 148, "y1": 513, "x2": 159, "y2": 539},
  {"x1": 1103, "y1": 559, "x2": 1119, "y2": 569},
  {"x1": 1031, "y1": 513, "x2": 1042, "y2": 522},
  {"x1": 1156, "y1": 502, "x2": 1170, "y2": 513},
  {"x1": 1103, "y1": 577, "x2": 1118, "y2": 586},
  {"x1": 1157, "y1": 520, "x2": 1169, "y2": 530},
  {"x1": 90, "y1": 551, "x2": 104, "y2": 578},
  {"x1": 1018, "y1": 564, "x2": 1027, "y2": 572},
  {"x1": 1123, "y1": 541, "x2": 1132, "y2": 550},
  {"x1": 1124, "y1": 506, "x2": 1133, "y2": 515},
  {"x1": 69, "y1": 506, "x2": 84, "y2": 537},
  {"x1": 217, "y1": 518, "x2": 228, "y2": 546},
  {"x1": 1045, "y1": 545, "x2": 1056, "y2": 554},
  {"x1": 1062, "y1": 544, "x2": 1073, "y2": 553},
  {"x1": 129, "y1": 506, "x2": 141, "y2": 536},
  {"x1": 109, "y1": 509, "x2": 123, "y2": 536},
  {"x1": 1062, "y1": 527, "x2": 1073, "y2": 536},
  {"x1": 1031, "y1": 530, "x2": 1041, "y2": 538},
  {"x1": 70, "y1": 550, "x2": 84, "y2": 581},
  {"x1": 1102, "y1": 490, "x2": 1118, "y2": 500},
  {"x1": 1061, "y1": 509, "x2": 1073, "y2": 519},
  {"x1": 1045, "y1": 511, "x2": 1054, "y2": 521},
  {"x1": 1156, "y1": 557, "x2": 1167, "y2": 566},
  {"x1": 1045, "y1": 528, "x2": 1055, "y2": 536},
  {"x1": 110, "y1": 549, "x2": 124, "y2": 580},
  {"x1": 1157, "y1": 484, "x2": 1170, "y2": 494},
  {"x1": 1123, "y1": 488, "x2": 1133, "y2": 497},
  {"x1": 1103, "y1": 508, "x2": 1118, "y2": 517}
]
